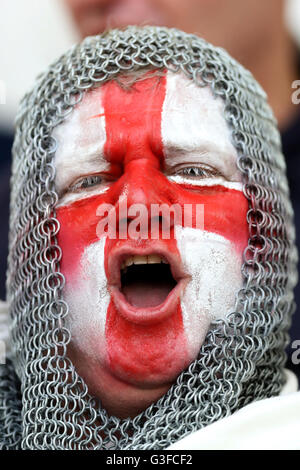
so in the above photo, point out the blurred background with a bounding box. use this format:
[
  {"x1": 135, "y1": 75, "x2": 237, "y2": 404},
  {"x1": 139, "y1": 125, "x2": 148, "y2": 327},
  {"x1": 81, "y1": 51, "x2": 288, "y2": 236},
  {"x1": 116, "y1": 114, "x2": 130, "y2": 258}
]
[
  {"x1": 0, "y1": 0, "x2": 299, "y2": 376},
  {"x1": 1, "y1": 0, "x2": 300, "y2": 130}
]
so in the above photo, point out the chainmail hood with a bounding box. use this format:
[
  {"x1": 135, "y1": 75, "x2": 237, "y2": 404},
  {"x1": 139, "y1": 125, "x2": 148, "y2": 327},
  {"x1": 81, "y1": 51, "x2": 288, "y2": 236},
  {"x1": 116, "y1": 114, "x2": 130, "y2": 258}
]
[{"x1": 0, "y1": 26, "x2": 297, "y2": 450}]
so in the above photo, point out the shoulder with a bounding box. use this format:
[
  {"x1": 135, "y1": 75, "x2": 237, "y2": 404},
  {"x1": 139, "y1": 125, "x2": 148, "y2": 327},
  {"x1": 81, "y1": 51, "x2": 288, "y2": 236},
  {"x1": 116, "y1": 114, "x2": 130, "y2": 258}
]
[{"x1": 167, "y1": 370, "x2": 300, "y2": 450}]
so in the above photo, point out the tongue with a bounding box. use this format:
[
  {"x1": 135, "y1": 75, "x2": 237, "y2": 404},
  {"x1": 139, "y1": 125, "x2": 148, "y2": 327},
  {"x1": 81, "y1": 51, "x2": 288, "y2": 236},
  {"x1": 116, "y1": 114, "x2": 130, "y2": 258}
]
[{"x1": 122, "y1": 281, "x2": 173, "y2": 308}]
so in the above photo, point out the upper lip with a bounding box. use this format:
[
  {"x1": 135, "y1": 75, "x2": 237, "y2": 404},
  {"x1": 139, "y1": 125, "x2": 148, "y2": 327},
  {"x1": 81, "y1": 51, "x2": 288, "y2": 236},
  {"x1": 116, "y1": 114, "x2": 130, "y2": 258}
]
[{"x1": 107, "y1": 242, "x2": 190, "y2": 325}]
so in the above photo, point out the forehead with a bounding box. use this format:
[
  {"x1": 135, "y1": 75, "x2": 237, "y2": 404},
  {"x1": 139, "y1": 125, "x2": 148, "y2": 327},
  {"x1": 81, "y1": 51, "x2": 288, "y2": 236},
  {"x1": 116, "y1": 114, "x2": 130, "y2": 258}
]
[
  {"x1": 53, "y1": 71, "x2": 238, "y2": 191},
  {"x1": 162, "y1": 72, "x2": 234, "y2": 154}
]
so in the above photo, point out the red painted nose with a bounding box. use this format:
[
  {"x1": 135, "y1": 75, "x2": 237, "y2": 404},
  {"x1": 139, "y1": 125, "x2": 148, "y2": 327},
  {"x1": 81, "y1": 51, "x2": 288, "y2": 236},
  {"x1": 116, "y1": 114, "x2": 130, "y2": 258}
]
[{"x1": 111, "y1": 160, "x2": 176, "y2": 239}]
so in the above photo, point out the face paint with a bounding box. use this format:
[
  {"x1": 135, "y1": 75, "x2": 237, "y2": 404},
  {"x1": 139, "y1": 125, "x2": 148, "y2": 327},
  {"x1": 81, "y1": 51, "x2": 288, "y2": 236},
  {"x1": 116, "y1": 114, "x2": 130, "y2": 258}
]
[
  {"x1": 160, "y1": 72, "x2": 247, "y2": 357},
  {"x1": 54, "y1": 70, "x2": 248, "y2": 416}
]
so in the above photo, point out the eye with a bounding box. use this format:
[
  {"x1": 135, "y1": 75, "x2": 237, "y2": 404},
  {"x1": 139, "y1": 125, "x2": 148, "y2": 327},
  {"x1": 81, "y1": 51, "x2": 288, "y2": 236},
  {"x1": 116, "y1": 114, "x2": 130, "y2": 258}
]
[
  {"x1": 69, "y1": 174, "x2": 103, "y2": 192},
  {"x1": 174, "y1": 166, "x2": 219, "y2": 178}
]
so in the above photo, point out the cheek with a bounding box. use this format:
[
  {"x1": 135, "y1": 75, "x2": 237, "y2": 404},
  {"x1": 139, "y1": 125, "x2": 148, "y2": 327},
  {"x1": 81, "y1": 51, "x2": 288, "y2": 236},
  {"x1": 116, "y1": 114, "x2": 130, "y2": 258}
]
[
  {"x1": 173, "y1": 185, "x2": 249, "y2": 252},
  {"x1": 56, "y1": 197, "x2": 111, "y2": 357},
  {"x1": 173, "y1": 189, "x2": 248, "y2": 356},
  {"x1": 61, "y1": 239, "x2": 110, "y2": 358},
  {"x1": 56, "y1": 194, "x2": 108, "y2": 281},
  {"x1": 176, "y1": 226, "x2": 245, "y2": 358}
]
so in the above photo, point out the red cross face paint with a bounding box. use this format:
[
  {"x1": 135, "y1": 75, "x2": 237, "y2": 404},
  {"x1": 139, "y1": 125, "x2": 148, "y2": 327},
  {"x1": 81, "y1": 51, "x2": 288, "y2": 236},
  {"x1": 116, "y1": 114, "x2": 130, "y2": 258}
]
[{"x1": 53, "y1": 70, "x2": 249, "y2": 417}]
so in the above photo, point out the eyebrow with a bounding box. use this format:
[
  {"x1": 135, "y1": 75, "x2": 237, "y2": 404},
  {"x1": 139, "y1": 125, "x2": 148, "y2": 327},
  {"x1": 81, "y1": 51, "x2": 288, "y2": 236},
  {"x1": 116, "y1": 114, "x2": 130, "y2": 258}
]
[
  {"x1": 163, "y1": 143, "x2": 236, "y2": 161},
  {"x1": 55, "y1": 149, "x2": 109, "y2": 195},
  {"x1": 57, "y1": 148, "x2": 107, "y2": 168},
  {"x1": 81, "y1": 152, "x2": 107, "y2": 165}
]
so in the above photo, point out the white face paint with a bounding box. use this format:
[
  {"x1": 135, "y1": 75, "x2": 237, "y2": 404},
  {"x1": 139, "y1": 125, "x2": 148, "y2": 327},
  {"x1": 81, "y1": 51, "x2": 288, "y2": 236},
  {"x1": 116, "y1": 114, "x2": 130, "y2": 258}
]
[
  {"x1": 54, "y1": 71, "x2": 248, "y2": 416},
  {"x1": 63, "y1": 237, "x2": 110, "y2": 361},
  {"x1": 53, "y1": 87, "x2": 109, "y2": 206},
  {"x1": 175, "y1": 227, "x2": 243, "y2": 358},
  {"x1": 160, "y1": 71, "x2": 245, "y2": 358},
  {"x1": 162, "y1": 71, "x2": 242, "y2": 185}
]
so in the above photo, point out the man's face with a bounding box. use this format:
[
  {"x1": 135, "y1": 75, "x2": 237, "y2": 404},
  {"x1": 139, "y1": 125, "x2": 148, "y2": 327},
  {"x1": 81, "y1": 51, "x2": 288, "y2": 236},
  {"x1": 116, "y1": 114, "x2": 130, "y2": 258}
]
[{"x1": 54, "y1": 71, "x2": 248, "y2": 418}]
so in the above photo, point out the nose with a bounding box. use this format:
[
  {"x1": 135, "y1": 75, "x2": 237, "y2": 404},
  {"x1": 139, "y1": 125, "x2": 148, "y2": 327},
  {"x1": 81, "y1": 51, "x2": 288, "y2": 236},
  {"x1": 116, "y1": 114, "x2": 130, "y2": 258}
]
[
  {"x1": 114, "y1": 159, "x2": 168, "y2": 205},
  {"x1": 112, "y1": 160, "x2": 176, "y2": 239}
]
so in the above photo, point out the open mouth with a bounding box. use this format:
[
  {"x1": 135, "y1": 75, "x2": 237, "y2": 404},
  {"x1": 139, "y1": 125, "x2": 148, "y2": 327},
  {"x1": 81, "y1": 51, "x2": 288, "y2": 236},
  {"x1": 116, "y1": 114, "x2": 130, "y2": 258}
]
[
  {"x1": 120, "y1": 255, "x2": 177, "y2": 308},
  {"x1": 108, "y1": 248, "x2": 189, "y2": 325}
]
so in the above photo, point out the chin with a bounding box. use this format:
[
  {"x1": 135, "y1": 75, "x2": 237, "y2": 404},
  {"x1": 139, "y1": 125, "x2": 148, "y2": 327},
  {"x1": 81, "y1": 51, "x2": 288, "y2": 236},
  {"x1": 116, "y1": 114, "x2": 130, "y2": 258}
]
[{"x1": 68, "y1": 342, "x2": 184, "y2": 419}]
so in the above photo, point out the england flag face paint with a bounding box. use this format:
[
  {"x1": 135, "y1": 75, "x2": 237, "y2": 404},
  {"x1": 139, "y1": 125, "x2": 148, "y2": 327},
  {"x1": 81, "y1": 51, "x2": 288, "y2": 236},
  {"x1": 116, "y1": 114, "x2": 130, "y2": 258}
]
[{"x1": 54, "y1": 70, "x2": 249, "y2": 417}]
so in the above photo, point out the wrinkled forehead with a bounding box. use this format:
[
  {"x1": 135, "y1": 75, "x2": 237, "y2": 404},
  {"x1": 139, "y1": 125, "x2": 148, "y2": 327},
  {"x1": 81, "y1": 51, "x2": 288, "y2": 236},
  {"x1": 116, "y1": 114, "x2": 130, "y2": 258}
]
[{"x1": 53, "y1": 70, "x2": 240, "y2": 192}]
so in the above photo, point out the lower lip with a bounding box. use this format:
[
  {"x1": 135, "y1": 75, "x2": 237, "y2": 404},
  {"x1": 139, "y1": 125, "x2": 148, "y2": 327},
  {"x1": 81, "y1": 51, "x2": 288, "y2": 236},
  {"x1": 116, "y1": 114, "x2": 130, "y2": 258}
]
[{"x1": 109, "y1": 279, "x2": 188, "y2": 326}]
